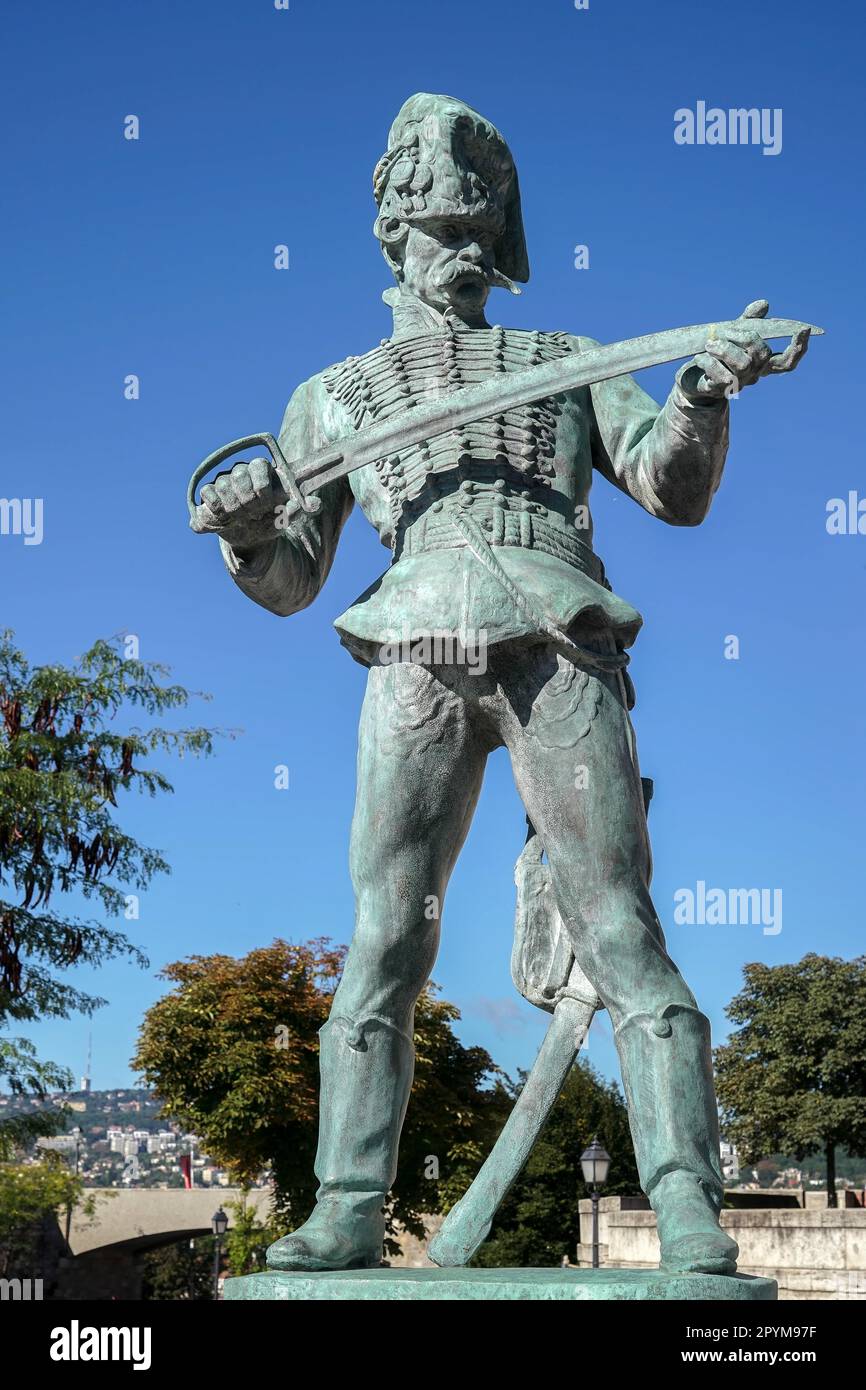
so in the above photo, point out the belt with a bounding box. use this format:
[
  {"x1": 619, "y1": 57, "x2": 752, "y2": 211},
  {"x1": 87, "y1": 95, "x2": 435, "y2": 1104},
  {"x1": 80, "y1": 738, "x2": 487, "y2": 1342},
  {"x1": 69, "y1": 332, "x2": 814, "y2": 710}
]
[
  {"x1": 393, "y1": 493, "x2": 627, "y2": 675},
  {"x1": 394, "y1": 494, "x2": 604, "y2": 584}
]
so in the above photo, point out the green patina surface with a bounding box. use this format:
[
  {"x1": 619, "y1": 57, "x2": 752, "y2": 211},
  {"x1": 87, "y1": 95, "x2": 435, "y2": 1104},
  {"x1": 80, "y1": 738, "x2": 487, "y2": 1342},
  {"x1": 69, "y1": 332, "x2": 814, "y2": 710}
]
[
  {"x1": 224, "y1": 1267, "x2": 777, "y2": 1302},
  {"x1": 192, "y1": 92, "x2": 816, "y2": 1285}
]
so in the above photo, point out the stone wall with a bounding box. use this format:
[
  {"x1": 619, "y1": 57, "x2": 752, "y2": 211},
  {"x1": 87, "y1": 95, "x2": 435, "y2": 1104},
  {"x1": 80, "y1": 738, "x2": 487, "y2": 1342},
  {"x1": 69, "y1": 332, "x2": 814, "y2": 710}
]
[{"x1": 578, "y1": 1197, "x2": 866, "y2": 1299}]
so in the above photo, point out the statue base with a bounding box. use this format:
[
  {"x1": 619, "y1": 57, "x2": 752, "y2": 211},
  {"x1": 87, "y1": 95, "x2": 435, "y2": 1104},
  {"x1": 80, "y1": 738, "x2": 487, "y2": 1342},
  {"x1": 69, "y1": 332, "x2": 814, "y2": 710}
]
[{"x1": 224, "y1": 1267, "x2": 777, "y2": 1301}]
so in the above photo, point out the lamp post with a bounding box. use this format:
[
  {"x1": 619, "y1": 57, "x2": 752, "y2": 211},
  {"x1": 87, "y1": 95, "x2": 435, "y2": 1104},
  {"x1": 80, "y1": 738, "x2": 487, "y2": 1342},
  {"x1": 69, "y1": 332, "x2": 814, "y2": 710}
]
[
  {"x1": 211, "y1": 1207, "x2": 228, "y2": 1300},
  {"x1": 580, "y1": 1136, "x2": 611, "y2": 1269}
]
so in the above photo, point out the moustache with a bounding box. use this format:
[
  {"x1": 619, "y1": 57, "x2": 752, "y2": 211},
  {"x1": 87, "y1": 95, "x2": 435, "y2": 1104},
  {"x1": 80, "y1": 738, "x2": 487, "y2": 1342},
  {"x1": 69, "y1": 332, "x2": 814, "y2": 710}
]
[
  {"x1": 440, "y1": 263, "x2": 521, "y2": 295},
  {"x1": 442, "y1": 262, "x2": 488, "y2": 285}
]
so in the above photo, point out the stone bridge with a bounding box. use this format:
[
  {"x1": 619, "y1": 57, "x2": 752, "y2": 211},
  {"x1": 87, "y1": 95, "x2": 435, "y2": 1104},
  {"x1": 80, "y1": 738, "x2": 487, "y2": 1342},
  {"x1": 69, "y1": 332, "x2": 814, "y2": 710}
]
[
  {"x1": 68, "y1": 1186, "x2": 271, "y2": 1257},
  {"x1": 57, "y1": 1187, "x2": 272, "y2": 1299}
]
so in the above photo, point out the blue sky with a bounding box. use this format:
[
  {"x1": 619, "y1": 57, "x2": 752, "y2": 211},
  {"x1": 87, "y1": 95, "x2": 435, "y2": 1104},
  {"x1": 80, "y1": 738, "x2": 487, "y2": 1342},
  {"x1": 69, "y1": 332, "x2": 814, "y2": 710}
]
[{"x1": 3, "y1": 0, "x2": 863, "y2": 1104}]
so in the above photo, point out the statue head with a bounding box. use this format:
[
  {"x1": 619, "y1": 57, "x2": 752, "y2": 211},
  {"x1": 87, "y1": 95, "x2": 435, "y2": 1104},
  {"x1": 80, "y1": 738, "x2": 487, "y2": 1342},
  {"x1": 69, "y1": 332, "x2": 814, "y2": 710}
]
[{"x1": 373, "y1": 93, "x2": 529, "y2": 322}]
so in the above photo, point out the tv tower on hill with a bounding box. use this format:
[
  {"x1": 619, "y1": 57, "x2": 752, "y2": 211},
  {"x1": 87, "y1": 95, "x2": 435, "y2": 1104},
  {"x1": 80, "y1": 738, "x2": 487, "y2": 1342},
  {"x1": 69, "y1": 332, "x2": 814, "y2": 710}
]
[{"x1": 80, "y1": 1032, "x2": 92, "y2": 1094}]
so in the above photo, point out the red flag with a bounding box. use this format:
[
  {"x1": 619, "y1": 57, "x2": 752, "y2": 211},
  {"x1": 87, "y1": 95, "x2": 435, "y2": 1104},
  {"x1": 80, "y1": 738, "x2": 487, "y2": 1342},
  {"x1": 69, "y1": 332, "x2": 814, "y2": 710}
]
[{"x1": 179, "y1": 1154, "x2": 192, "y2": 1189}]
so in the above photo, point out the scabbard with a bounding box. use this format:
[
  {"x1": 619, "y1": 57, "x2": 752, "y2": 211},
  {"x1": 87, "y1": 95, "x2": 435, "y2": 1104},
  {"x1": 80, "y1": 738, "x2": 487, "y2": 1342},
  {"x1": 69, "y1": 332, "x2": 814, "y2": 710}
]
[{"x1": 427, "y1": 993, "x2": 596, "y2": 1268}]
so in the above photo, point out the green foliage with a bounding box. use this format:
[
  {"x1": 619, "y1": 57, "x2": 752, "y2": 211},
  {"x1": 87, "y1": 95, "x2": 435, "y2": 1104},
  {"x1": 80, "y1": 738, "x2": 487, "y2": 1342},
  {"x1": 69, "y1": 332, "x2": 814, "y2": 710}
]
[
  {"x1": 141, "y1": 1202, "x2": 268, "y2": 1300},
  {"x1": 133, "y1": 938, "x2": 509, "y2": 1252},
  {"x1": 0, "y1": 629, "x2": 220, "y2": 1148},
  {"x1": 223, "y1": 1193, "x2": 280, "y2": 1276},
  {"x1": 0, "y1": 1038, "x2": 70, "y2": 1159},
  {"x1": 141, "y1": 1235, "x2": 216, "y2": 1301},
  {"x1": 391, "y1": 990, "x2": 511, "y2": 1248},
  {"x1": 133, "y1": 939, "x2": 343, "y2": 1225},
  {"x1": 0, "y1": 1156, "x2": 87, "y2": 1276},
  {"x1": 715, "y1": 954, "x2": 866, "y2": 1203},
  {"x1": 469, "y1": 1057, "x2": 639, "y2": 1268}
]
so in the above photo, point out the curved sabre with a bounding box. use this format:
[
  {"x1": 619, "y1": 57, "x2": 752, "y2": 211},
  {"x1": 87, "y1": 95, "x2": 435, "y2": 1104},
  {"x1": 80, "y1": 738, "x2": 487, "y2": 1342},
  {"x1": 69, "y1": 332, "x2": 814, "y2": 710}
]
[
  {"x1": 188, "y1": 312, "x2": 823, "y2": 530},
  {"x1": 427, "y1": 990, "x2": 596, "y2": 1268}
]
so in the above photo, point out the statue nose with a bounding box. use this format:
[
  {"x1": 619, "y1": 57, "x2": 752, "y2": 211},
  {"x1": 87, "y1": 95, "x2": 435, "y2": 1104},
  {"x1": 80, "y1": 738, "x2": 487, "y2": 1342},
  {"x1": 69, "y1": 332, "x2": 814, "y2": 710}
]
[{"x1": 458, "y1": 242, "x2": 484, "y2": 262}]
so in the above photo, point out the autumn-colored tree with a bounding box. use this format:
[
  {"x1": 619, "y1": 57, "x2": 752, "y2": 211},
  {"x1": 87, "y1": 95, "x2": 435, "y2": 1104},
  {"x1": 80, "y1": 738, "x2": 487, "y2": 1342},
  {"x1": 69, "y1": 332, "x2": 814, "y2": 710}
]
[
  {"x1": 0, "y1": 630, "x2": 219, "y2": 1153},
  {"x1": 133, "y1": 939, "x2": 510, "y2": 1252},
  {"x1": 715, "y1": 955, "x2": 866, "y2": 1206}
]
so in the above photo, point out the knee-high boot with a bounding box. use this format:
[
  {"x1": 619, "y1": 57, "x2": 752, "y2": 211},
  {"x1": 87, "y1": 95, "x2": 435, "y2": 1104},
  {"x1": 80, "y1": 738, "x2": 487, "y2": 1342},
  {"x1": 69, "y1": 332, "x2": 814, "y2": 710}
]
[
  {"x1": 267, "y1": 1013, "x2": 414, "y2": 1272},
  {"x1": 614, "y1": 1002, "x2": 739, "y2": 1275}
]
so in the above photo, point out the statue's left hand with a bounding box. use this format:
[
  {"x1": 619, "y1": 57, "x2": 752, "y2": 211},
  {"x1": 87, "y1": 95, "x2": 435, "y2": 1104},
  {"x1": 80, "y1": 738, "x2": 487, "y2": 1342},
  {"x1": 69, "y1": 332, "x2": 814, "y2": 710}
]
[{"x1": 678, "y1": 299, "x2": 811, "y2": 401}]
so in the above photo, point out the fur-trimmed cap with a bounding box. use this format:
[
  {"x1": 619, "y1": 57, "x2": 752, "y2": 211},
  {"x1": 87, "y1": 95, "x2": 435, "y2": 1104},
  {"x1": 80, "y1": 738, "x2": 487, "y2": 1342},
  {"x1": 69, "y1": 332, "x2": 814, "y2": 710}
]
[{"x1": 373, "y1": 93, "x2": 529, "y2": 283}]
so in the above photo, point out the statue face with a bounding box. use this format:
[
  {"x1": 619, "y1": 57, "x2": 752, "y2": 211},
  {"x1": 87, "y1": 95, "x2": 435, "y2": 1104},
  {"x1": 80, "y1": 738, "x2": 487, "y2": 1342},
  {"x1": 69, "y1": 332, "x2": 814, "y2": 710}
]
[{"x1": 398, "y1": 220, "x2": 497, "y2": 317}]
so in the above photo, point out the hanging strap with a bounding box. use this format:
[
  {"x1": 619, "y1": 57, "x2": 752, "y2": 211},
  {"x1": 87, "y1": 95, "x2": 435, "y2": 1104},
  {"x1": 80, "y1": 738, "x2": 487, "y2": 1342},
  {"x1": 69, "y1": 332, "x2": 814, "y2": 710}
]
[{"x1": 449, "y1": 506, "x2": 628, "y2": 674}]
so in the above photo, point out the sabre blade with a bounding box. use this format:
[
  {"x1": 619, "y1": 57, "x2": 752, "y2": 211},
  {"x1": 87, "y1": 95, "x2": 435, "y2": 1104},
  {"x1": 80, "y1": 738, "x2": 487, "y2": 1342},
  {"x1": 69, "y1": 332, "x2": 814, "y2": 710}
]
[{"x1": 294, "y1": 316, "x2": 823, "y2": 498}]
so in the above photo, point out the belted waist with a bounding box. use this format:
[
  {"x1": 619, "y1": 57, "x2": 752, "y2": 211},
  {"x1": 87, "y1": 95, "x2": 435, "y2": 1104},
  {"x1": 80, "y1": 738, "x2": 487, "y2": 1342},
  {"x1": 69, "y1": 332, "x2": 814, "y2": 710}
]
[{"x1": 393, "y1": 492, "x2": 604, "y2": 583}]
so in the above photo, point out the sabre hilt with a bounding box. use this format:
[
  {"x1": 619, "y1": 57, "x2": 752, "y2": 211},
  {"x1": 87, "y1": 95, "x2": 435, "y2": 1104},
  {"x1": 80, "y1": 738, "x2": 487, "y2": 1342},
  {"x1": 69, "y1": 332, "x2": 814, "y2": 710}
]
[{"x1": 186, "y1": 431, "x2": 321, "y2": 534}]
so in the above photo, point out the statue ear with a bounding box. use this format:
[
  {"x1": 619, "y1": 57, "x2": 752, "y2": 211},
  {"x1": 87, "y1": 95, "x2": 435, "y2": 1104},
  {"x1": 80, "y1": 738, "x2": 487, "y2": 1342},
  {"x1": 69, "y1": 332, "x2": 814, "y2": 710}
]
[
  {"x1": 374, "y1": 214, "x2": 408, "y2": 246},
  {"x1": 374, "y1": 214, "x2": 409, "y2": 280}
]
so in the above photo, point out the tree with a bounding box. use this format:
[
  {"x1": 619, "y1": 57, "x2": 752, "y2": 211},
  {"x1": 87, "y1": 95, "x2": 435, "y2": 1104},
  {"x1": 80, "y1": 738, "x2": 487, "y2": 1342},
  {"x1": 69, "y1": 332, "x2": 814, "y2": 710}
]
[
  {"x1": 141, "y1": 1236, "x2": 216, "y2": 1301},
  {"x1": 0, "y1": 630, "x2": 219, "y2": 1152},
  {"x1": 144, "y1": 1195, "x2": 283, "y2": 1297},
  {"x1": 223, "y1": 1193, "x2": 279, "y2": 1276},
  {"x1": 133, "y1": 939, "x2": 510, "y2": 1253},
  {"x1": 466, "y1": 1057, "x2": 640, "y2": 1267},
  {"x1": 0, "y1": 1155, "x2": 88, "y2": 1279},
  {"x1": 141, "y1": 1199, "x2": 270, "y2": 1300},
  {"x1": 715, "y1": 955, "x2": 866, "y2": 1207}
]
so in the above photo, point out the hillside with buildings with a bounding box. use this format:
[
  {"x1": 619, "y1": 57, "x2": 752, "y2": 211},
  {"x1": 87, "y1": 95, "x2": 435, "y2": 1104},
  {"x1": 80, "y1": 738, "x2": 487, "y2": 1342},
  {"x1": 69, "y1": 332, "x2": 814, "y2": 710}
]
[{"x1": 0, "y1": 1087, "x2": 268, "y2": 1190}]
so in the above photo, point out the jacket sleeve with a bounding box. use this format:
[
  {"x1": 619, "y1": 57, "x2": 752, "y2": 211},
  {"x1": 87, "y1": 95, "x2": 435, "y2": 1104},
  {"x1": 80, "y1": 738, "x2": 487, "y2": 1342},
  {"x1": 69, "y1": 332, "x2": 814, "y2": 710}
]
[
  {"x1": 219, "y1": 372, "x2": 354, "y2": 616},
  {"x1": 577, "y1": 334, "x2": 730, "y2": 526}
]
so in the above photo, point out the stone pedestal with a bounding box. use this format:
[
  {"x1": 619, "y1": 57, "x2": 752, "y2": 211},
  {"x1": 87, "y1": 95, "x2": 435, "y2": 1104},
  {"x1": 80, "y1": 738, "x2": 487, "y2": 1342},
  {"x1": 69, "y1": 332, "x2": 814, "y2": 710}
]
[{"x1": 224, "y1": 1267, "x2": 777, "y2": 1301}]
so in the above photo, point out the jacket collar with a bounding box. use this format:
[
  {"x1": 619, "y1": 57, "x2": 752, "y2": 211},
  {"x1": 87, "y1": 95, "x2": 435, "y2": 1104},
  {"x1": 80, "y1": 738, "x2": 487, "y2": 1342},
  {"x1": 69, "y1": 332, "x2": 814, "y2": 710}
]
[{"x1": 383, "y1": 288, "x2": 490, "y2": 340}]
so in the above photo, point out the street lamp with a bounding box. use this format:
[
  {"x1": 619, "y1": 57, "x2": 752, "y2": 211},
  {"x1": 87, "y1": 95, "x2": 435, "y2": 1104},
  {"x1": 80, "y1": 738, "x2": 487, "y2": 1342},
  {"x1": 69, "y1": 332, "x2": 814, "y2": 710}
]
[
  {"x1": 580, "y1": 1137, "x2": 611, "y2": 1269},
  {"x1": 211, "y1": 1207, "x2": 228, "y2": 1300}
]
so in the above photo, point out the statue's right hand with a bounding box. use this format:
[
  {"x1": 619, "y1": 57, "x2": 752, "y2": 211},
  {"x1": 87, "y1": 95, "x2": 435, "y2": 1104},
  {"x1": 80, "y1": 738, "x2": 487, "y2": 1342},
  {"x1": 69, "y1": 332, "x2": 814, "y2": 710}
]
[{"x1": 193, "y1": 457, "x2": 288, "y2": 550}]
